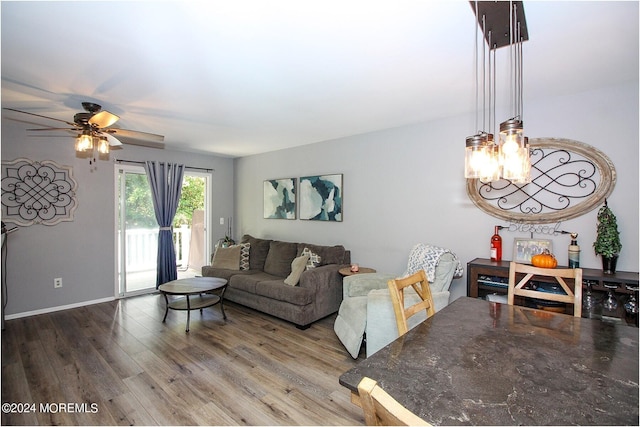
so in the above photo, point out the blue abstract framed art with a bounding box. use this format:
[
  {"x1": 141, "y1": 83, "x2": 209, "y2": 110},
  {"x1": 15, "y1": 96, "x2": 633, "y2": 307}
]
[
  {"x1": 299, "y1": 174, "x2": 342, "y2": 221},
  {"x1": 263, "y1": 178, "x2": 296, "y2": 219}
]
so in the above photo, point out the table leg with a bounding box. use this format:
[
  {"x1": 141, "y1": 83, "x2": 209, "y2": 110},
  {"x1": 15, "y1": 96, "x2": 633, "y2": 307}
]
[
  {"x1": 162, "y1": 293, "x2": 169, "y2": 323},
  {"x1": 219, "y1": 287, "x2": 227, "y2": 320},
  {"x1": 186, "y1": 295, "x2": 191, "y2": 332}
]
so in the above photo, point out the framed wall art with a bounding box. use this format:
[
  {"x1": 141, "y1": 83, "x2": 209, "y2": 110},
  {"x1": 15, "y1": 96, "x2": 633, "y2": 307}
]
[
  {"x1": 1, "y1": 158, "x2": 78, "y2": 226},
  {"x1": 263, "y1": 178, "x2": 296, "y2": 219},
  {"x1": 299, "y1": 174, "x2": 342, "y2": 221},
  {"x1": 513, "y1": 238, "x2": 553, "y2": 264}
]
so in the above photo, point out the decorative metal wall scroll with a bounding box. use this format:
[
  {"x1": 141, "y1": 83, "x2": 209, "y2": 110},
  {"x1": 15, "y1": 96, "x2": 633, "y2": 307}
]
[
  {"x1": 466, "y1": 138, "x2": 616, "y2": 224},
  {"x1": 1, "y1": 158, "x2": 78, "y2": 226}
]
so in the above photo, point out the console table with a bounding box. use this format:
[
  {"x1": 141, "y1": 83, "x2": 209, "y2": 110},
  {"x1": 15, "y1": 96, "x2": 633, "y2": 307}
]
[{"x1": 467, "y1": 258, "x2": 639, "y2": 323}]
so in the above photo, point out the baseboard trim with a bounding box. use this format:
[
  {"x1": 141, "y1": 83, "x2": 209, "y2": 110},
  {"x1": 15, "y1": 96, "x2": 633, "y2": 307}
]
[{"x1": 5, "y1": 296, "x2": 117, "y2": 320}]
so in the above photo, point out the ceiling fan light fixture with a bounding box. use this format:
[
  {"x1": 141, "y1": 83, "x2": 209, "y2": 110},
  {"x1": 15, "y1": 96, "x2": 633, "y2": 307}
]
[
  {"x1": 97, "y1": 136, "x2": 110, "y2": 154},
  {"x1": 4, "y1": 102, "x2": 165, "y2": 165},
  {"x1": 75, "y1": 131, "x2": 93, "y2": 153}
]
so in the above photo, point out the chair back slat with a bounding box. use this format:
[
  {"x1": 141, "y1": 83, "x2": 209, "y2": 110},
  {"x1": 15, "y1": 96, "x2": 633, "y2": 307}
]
[
  {"x1": 357, "y1": 377, "x2": 431, "y2": 426},
  {"x1": 507, "y1": 261, "x2": 583, "y2": 317},
  {"x1": 387, "y1": 270, "x2": 436, "y2": 336}
]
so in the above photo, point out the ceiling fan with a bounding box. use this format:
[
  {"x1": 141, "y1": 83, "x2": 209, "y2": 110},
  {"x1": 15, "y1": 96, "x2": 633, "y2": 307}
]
[{"x1": 4, "y1": 102, "x2": 165, "y2": 162}]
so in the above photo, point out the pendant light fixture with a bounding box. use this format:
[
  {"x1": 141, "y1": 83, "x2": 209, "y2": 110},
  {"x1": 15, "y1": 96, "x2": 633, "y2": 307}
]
[
  {"x1": 464, "y1": 4, "x2": 493, "y2": 180},
  {"x1": 465, "y1": 1, "x2": 529, "y2": 183}
]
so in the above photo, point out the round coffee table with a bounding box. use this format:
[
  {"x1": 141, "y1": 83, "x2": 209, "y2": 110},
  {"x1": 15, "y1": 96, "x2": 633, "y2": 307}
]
[{"x1": 158, "y1": 277, "x2": 228, "y2": 332}]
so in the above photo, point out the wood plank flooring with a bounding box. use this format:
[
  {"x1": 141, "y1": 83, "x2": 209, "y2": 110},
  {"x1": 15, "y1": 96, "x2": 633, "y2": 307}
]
[{"x1": 1, "y1": 293, "x2": 365, "y2": 425}]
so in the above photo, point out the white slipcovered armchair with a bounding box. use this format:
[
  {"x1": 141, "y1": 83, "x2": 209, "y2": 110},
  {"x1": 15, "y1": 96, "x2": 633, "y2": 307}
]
[{"x1": 334, "y1": 244, "x2": 463, "y2": 358}]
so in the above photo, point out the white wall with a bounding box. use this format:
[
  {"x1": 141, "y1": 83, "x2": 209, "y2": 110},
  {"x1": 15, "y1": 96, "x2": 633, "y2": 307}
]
[
  {"x1": 1, "y1": 117, "x2": 234, "y2": 316},
  {"x1": 2, "y1": 82, "x2": 637, "y2": 316},
  {"x1": 235, "y1": 82, "x2": 639, "y2": 300}
]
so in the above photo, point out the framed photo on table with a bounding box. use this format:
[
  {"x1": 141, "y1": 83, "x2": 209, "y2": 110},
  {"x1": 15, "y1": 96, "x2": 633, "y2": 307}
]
[{"x1": 513, "y1": 238, "x2": 553, "y2": 264}]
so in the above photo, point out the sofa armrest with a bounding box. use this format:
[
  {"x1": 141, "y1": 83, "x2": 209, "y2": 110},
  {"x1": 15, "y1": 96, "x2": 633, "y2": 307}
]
[
  {"x1": 298, "y1": 264, "x2": 341, "y2": 291},
  {"x1": 342, "y1": 272, "x2": 396, "y2": 299},
  {"x1": 299, "y1": 264, "x2": 344, "y2": 318}
]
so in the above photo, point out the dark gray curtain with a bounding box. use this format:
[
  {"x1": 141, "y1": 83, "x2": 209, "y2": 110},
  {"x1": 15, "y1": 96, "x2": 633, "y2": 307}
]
[{"x1": 144, "y1": 161, "x2": 185, "y2": 288}]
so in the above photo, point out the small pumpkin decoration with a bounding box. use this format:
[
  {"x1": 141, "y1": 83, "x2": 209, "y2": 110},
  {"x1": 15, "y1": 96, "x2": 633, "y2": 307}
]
[{"x1": 531, "y1": 249, "x2": 558, "y2": 268}]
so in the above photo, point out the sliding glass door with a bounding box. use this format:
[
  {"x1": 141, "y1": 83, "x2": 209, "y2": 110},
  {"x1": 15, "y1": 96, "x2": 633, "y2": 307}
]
[{"x1": 115, "y1": 164, "x2": 211, "y2": 297}]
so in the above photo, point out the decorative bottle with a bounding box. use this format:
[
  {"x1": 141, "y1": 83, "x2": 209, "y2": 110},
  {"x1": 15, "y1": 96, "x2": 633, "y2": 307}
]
[
  {"x1": 490, "y1": 226, "x2": 502, "y2": 262},
  {"x1": 568, "y1": 232, "x2": 580, "y2": 268}
]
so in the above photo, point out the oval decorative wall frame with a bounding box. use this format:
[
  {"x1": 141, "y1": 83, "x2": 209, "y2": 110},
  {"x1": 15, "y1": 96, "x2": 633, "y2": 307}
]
[{"x1": 466, "y1": 138, "x2": 616, "y2": 224}]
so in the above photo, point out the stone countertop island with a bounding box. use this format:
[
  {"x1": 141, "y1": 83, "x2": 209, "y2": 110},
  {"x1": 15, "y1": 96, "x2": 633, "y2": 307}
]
[{"x1": 340, "y1": 297, "x2": 639, "y2": 426}]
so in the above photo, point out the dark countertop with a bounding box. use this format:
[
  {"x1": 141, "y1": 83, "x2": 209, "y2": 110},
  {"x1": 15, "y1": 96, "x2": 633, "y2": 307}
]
[{"x1": 339, "y1": 297, "x2": 639, "y2": 426}]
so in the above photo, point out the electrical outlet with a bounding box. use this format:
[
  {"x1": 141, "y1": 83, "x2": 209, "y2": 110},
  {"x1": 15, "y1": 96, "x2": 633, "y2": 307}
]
[
  {"x1": 54, "y1": 278, "x2": 62, "y2": 288},
  {"x1": 220, "y1": 217, "x2": 224, "y2": 225}
]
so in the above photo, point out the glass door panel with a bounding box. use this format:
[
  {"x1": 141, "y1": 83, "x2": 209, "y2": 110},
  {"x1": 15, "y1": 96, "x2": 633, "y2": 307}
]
[{"x1": 116, "y1": 165, "x2": 211, "y2": 297}]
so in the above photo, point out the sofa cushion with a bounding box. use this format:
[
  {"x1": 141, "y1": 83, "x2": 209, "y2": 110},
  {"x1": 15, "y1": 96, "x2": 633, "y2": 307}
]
[
  {"x1": 201, "y1": 266, "x2": 256, "y2": 281},
  {"x1": 298, "y1": 243, "x2": 347, "y2": 265},
  {"x1": 241, "y1": 234, "x2": 272, "y2": 270},
  {"x1": 229, "y1": 271, "x2": 281, "y2": 294},
  {"x1": 212, "y1": 245, "x2": 241, "y2": 270},
  {"x1": 255, "y1": 279, "x2": 314, "y2": 305},
  {"x1": 264, "y1": 241, "x2": 298, "y2": 277},
  {"x1": 284, "y1": 254, "x2": 310, "y2": 286}
]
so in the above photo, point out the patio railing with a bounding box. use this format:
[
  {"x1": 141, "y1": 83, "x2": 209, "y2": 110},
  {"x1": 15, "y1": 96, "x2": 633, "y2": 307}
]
[{"x1": 122, "y1": 226, "x2": 191, "y2": 272}]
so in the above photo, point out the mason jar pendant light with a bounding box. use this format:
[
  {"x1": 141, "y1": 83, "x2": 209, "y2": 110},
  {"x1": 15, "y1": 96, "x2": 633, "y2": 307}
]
[
  {"x1": 465, "y1": 6, "x2": 496, "y2": 179},
  {"x1": 498, "y1": 3, "x2": 529, "y2": 183},
  {"x1": 466, "y1": 1, "x2": 529, "y2": 183}
]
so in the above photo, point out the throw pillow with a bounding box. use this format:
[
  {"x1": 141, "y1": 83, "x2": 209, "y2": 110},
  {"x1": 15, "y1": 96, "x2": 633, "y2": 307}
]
[
  {"x1": 284, "y1": 254, "x2": 310, "y2": 286},
  {"x1": 302, "y1": 247, "x2": 322, "y2": 270},
  {"x1": 241, "y1": 234, "x2": 272, "y2": 270},
  {"x1": 211, "y1": 243, "x2": 250, "y2": 270},
  {"x1": 212, "y1": 245, "x2": 241, "y2": 270},
  {"x1": 238, "y1": 242, "x2": 250, "y2": 270}
]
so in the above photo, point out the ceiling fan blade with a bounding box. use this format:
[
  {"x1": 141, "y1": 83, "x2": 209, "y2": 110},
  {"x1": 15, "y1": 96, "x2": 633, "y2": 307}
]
[
  {"x1": 89, "y1": 110, "x2": 119, "y2": 128},
  {"x1": 27, "y1": 127, "x2": 78, "y2": 132},
  {"x1": 3, "y1": 108, "x2": 77, "y2": 127},
  {"x1": 107, "y1": 128, "x2": 165, "y2": 143},
  {"x1": 104, "y1": 133, "x2": 123, "y2": 147},
  {"x1": 118, "y1": 138, "x2": 165, "y2": 150}
]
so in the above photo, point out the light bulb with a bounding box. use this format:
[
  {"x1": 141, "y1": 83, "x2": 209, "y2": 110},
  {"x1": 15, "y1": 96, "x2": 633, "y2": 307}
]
[
  {"x1": 75, "y1": 133, "x2": 93, "y2": 152},
  {"x1": 502, "y1": 133, "x2": 518, "y2": 154},
  {"x1": 97, "y1": 137, "x2": 110, "y2": 154}
]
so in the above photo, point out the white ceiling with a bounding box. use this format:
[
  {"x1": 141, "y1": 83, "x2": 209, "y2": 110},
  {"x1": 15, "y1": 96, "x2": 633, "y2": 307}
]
[{"x1": 2, "y1": 1, "x2": 638, "y2": 158}]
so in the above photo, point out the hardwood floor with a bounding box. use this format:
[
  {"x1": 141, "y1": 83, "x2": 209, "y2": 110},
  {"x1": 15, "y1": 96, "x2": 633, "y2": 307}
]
[{"x1": 1, "y1": 293, "x2": 365, "y2": 425}]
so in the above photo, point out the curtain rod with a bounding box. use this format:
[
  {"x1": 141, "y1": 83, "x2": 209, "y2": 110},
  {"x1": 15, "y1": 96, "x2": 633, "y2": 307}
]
[{"x1": 114, "y1": 158, "x2": 214, "y2": 173}]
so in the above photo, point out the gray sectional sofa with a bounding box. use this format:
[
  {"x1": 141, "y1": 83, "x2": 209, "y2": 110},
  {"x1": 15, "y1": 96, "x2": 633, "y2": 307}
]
[{"x1": 202, "y1": 234, "x2": 350, "y2": 328}]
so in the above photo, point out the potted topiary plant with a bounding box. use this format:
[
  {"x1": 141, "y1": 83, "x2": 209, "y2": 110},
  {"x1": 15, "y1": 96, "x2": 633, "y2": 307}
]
[{"x1": 593, "y1": 199, "x2": 622, "y2": 274}]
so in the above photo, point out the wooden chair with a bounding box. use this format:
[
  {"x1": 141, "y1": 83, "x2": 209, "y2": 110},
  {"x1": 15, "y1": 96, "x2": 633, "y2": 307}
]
[
  {"x1": 357, "y1": 377, "x2": 431, "y2": 426},
  {"x1": 507, "y1": 261, "x2": 583, "y2": 317},
  {"x1": 387, "y1": 270, "x2": 435, "y2": 336}
]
